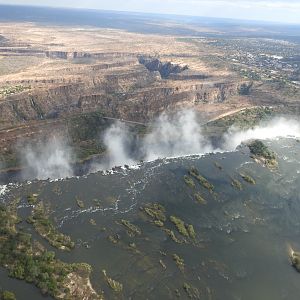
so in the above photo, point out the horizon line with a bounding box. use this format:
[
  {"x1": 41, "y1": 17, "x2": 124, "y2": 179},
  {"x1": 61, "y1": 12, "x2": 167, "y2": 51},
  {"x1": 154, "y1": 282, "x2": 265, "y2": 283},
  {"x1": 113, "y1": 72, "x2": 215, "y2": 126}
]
[{"x1": 0, "y1": 3, "x2": 300, "y2": 26}]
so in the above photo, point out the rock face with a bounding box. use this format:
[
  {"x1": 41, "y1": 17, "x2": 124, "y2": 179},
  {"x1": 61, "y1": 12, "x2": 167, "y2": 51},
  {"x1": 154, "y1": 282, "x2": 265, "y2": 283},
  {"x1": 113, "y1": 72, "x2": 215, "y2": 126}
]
[
  {"x1": 0, "y1": 45, "x2": 251, "y2": 170},
  {"x1": 0, "y1": 73, "x2": 248, "y2": 126},
  {"x1": 139, "y1": 56, "x2": 188, "y2": 78}
]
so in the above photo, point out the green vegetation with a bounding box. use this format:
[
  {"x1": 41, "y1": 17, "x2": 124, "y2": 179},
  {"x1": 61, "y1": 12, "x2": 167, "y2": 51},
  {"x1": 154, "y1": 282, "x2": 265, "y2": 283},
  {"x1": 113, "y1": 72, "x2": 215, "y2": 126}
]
[
  {"x1": 120, "y1": 219, "x2": 141, "y2": 237},
  {"x1": 67, "y1": 111, "x2": 106, "y2": 162},
  {"x1": 187, "y1": 225, "x2": 196, "y2": 240},
  {"x1": 238, "y1": 82, "x2": 253, "y2": 95},
  {"x1": 203, "y1": 107, "x2": 275, "y2": 135},
  {"x1": 0, "y1": 290, "x2": 16, "y2": 300},
  {"x1": 173, "y1": 254, "x2": 184, "y2": 272},
  {"x1": 248, "y1": 140, "x2": 277, "y2": 168},
  {"x1": 170, "y1": 216, "x2": 196, "y2": 240},
  {"x1": 231, "y1": 179, "x2": 243, "y2": 191},
  {"x1": 240, "y1": 173, "x2": 256, "y2": 185},
  {"x1": 248, "y1": 140, "x2": 276, "y2": 160},
  {"x1": 68, "y1": 111, "x2": 105, "y2": 142},
  {"x1": 184, "y1": 175, "x2": 195, "y2": 189},
  {"x1": 291, "y1": 251, "x2": 300, "y2": 272},
  {"x1": 142, "y1": 203, "x2": 166, "y2": 222},
  {"x1": 102, "y1": 270, "x2": 123, "y2": 293},
  {"x1": 27, "y1": 194, "x2": 39, "y2": 205},
  {"x1": 66, "y1": 111, "x2": 147, "y2": 164},
  {"x1": 27, "y1": 202, "x2": 74, "y2": 251},
  {"x1": 163, "y1": 229, "x2": 182, "y2": 244},
  {"x1": 76, "y1": 197, "x2": 85, "y2": 209},
  {"x1": 183, "y1": 282, "x2": 201, "y2": 299},
  {"x1": 0, "y1": 85, "x2": 31, "y2": 97},
  {"x1": 154, "y1": 220, "x2": 164, "y2": 227},
  {"x1": 189, "y1": 167, "x2": 214, "y2": 191},
  {"x1": 170, "y1": 216, "x2": 189, "y2": 238},
  {"x1": 194, "y1": 192, "x2": 207, "y2": 205},
  {"x1": 0, "y1": 203, "x2": 101, "y2": 299}
]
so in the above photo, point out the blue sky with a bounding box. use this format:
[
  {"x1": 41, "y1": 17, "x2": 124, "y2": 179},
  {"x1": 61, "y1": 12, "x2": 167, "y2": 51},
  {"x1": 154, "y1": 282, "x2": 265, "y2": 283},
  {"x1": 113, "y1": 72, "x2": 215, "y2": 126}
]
[{"x1": 0, "y1": 0, "x2": 300, "y2": 24}]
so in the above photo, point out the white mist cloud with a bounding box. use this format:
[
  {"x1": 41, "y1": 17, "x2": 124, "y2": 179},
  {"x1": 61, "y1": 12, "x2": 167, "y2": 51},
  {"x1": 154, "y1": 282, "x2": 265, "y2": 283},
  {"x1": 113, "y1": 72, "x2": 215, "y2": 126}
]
[
  {"x1": 92, "y1": 121, "x2": 136, "y2": 171},
  {"x1": 92, "y1": 110, "x2": 211, "y2": 171},
  {"x1": 94, "y1": 112, "x2": 300, "y2": 172},
  {"x1": 143, "y1": 110, "x2": 212, "y2": 161},
  {"x1": 21, "y1": 136, "x2": 73, "y2": 180},
  {"x1": 21, "y1": 112, "x2": 300, "y2": 179},
  {"x1": 222, "y1": 117, "x2": 300, "y2": 151}
]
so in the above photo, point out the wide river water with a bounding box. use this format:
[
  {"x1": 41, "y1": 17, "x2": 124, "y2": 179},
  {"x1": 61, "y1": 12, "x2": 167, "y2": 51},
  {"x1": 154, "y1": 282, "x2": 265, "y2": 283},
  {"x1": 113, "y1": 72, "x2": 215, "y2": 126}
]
[{"x1": 1, "y1": 138, "x2": 300, "y2": 299}]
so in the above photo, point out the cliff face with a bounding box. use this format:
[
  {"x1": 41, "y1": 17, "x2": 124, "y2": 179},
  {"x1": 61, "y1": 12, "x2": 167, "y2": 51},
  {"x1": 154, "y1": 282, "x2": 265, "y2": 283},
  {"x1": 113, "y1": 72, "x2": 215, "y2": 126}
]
[
  {"x1": 0, "y1": 52, "x2": 251, "y2": 126},
  {"x1": 138, "y1": 56, "x2": 188, "y2": 78},
  {"x1": 0, "y1": 47, "x2": 252, "y2": 170},
  {"x1": 0, "y1": 72, "x2": 250, "y2": 126}
]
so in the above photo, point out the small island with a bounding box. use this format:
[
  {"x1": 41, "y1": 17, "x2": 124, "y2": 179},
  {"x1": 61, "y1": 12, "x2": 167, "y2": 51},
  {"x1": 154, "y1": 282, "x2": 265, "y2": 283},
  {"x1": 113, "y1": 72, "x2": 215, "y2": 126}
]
[
  {"x1": 0, "y1": 201, "x2": 102, "y2": 300},
  {"x1": 27, "y1": 202, "x2": 75, "y2": 251},
  {"x1": 247, "y1": 140, "x2": 277, "y2": 169}
]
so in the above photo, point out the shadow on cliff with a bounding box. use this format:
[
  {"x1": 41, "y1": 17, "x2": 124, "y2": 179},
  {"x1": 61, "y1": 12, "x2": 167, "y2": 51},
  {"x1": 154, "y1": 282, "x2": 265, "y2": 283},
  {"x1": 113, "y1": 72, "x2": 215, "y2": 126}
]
[{"x1": 2, "y1": 110, "x2": 300, "y2": 182}]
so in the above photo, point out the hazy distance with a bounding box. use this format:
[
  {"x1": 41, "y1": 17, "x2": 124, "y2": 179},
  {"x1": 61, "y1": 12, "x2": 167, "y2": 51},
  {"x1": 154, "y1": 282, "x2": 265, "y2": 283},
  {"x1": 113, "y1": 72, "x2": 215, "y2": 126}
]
[{"x1": 0, "y1": 0, "x2": 300, "y2": 24}]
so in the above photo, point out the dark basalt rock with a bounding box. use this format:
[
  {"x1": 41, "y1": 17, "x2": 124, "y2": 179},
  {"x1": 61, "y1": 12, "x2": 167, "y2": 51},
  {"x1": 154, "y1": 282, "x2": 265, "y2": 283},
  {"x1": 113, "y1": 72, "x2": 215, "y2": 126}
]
[{"x1": 138, "y1": 56, "x2": 188, "y2": 78}]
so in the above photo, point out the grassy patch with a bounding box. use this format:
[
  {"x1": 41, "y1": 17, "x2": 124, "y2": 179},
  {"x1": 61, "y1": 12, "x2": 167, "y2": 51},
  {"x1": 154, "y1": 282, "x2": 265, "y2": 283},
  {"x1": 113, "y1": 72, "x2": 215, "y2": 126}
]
[
  {"x1": 170, "y1": 216, "x2": 196, "y2": 240},
  {"x1": 170, "y1": 216, "x2": 189, "y2": 238},
  {"x1": 76, "y1": 197, "x2": 85, "y2": 209},
  {"x1": 189, "y1": 167, "x2": 214, "y2": 191},
  {"x1": 240, "y1": 173, "x2": 256, "y2": 185},
  {"x1": 173, "y1": 254, "x2": 184, "y2": 272},
  {"x1": 0, "y1": 290, "x2": 16, "y2": 300},
  {"x1": 291, "y1": 251, "x2": 300, "y2": 272},
  {"x1": 184, "y1": 175, "x2": 195, "y2": 189},
  {"x1": 163, "y1": 228, "x2": 182, "y2": 244},
  {"x1": 27, "y1": 193, "x2": 39, "y2": 205},
  {"x1": 142, "y1": 203, "x2": 166, "y2": 222},
  {"x1": 231, "y1": 179, "x2": 243, "y2": 191},
  {"x1": 183, "y1": 282, "x2": 201, "y2": 299},
  {"x1": 0, "y1": 203, "x2": 101, "y2": 299},
  {"x1": 27, "y1": 202, "x2": 75, "y2": 251},
  {"x1": 248, "y1": 140, "x2": 275, "y2": 160},
  {"x1": 0, "y1": 85, "x2": 31, "y2": 97},
  {"x1": 120, "y1": 219, "x2": 141, "y2": 237},
  {"x1": 194, "y1": 192, "x2": 207, "y2": 205},
  {"x1": 102, "y1": 270, "x2": 123, "y2": 293},
  {"x1": 248, "y1": 140, "x2": 277, "y2": 169}
]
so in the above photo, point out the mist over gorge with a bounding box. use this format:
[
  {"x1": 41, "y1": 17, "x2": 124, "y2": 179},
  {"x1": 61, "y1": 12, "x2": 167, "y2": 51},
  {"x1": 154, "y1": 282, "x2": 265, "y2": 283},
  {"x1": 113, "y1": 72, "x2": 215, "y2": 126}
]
[
  {"x1": 18, "y1": 110, "x2": 300, "y2": 180},
  {"x1": 20, "y1": 136, "x2": 74, "y2": 180}
]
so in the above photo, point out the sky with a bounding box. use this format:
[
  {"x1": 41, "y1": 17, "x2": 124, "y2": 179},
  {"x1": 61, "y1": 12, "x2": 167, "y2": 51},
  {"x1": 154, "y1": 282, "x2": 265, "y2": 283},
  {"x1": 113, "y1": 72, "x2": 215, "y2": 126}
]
[{"x1": 0, "y1": 0, "x2": 300, "y2": 24}]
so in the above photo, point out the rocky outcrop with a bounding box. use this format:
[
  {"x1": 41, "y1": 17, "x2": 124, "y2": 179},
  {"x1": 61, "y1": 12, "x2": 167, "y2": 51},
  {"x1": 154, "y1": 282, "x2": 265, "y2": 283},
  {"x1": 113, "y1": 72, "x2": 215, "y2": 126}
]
[
  {"x1": 169, "y1": 70, "x2": 209, "y2": 80},
  {"x1": 138, "y1": 56, "x2": 188, "y2": 78},
  {"x1": 0, "y1": 47, "x2": 45, "y2": 57},
  {"x1": 0, "y1": 74, "x2": 251, "y2": 128},
  {"x1": 238, "y1": 82, "x2": 253, "y2": 95},
  {"x1": 0, "y1": 35, "x2": 8, "y2": 45}
]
